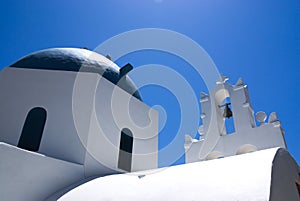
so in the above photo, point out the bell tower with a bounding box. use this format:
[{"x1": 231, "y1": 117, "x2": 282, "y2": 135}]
[{"x1": 185, "y1": 75, "x2": 286, "y2": 162}]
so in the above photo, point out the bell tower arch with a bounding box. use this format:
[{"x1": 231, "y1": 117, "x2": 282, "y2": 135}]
[{"x1": 185, "y1": 75, "x2": 286, "y2": 163}]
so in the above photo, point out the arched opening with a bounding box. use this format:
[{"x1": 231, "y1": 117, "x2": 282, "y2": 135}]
[
  {"x1": 118, "y1": 128, "x2": 133, "y2": 172},
  {"x1": 222, "y1": 97, "x2": 235, "y2": 134},
  {"x1": 18, "y1": 107, "x2": 47, "y2": 152},
  {"x1": 215, "y1": 89, "x2": 235, "y2": 135}
]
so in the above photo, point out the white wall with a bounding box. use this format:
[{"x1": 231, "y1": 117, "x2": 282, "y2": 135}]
[
  {"x1": 0, "y1": 142, "x2": 84, "y2": 201},
  {"x1": 0, "y1": 67, "x2": 158, "y2": 177},
  {"x1": 0, "y1": 67, "x2": 89, "y2": 164},
  {"x1": 83, "y1": 77, "x2": 158, "y2": 175}
]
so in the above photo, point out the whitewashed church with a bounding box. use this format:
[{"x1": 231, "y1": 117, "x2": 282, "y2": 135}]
[{"x1": 0, "y1": 48, "x2": 299, "y2": 201}]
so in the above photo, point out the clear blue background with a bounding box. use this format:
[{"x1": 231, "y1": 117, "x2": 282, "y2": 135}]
[{"x1": 0, "y1": 0, "x2": 299, "y2": 165}]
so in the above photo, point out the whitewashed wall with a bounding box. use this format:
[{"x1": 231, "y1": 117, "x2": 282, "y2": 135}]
[
  {"x1": 0, "y1": 67, "x2": 88, "y2": 164},
  {"x1": 0, "y1": 66, "x2": 158, "y2": 200},
  {"x1": 0, "y1": 142, "x2": 84, "y2": 201}
]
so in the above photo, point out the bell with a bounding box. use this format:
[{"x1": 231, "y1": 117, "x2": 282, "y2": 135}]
[{"x1": 223, "y1": 103, "x2": 233, "y2": 119}]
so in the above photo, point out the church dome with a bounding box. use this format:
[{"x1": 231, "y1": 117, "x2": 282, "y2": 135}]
[{"x1": 9, "y1": 48, "x2": 142, "y2": 100}]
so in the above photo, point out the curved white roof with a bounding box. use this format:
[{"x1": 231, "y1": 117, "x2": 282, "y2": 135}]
[{"x1": 58, "y1": 147, "x2": 300, "y2": 201}]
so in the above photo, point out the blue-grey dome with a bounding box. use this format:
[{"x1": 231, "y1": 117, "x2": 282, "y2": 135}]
[{"x1": 10, "y1": 48, "x2": 142, "y2": 100}]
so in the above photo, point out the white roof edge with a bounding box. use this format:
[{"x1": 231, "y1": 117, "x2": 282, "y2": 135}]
[{"x1": 59, "y1": 148, "x2": 285, "y2": 201}]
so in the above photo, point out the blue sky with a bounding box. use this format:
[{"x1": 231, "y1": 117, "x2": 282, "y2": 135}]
[{"x1": 0, "y1": 0, "x2": 299, "y2": 165}]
